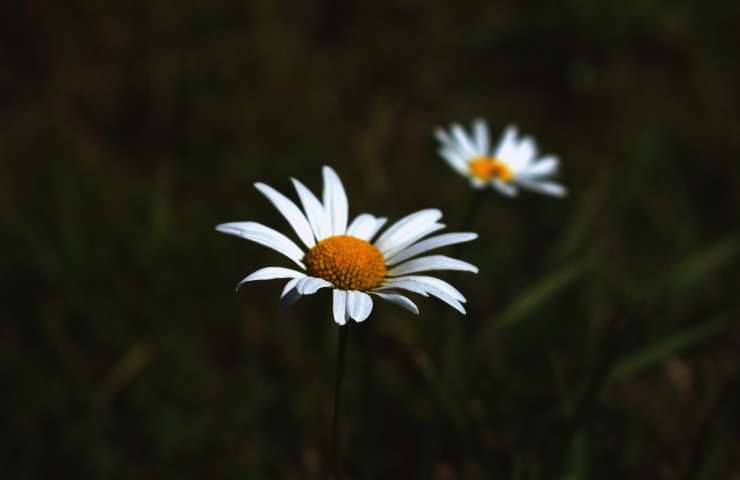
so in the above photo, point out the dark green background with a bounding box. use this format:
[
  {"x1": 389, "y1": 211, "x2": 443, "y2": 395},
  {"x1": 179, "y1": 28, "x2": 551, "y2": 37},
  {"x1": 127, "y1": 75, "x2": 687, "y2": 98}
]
[{"x1": 2, "y1": 1, "x2": 739, "y2": 478}]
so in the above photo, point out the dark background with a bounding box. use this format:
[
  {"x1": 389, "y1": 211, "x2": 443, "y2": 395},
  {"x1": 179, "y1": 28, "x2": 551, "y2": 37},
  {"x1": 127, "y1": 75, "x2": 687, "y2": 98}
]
[{"x1": 2, "y1": 1, "x2": 740, "y2": 478}]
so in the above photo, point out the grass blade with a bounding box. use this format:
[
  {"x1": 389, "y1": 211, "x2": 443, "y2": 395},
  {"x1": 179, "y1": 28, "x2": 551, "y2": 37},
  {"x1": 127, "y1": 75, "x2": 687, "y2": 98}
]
[{"x1": 608, "y1": 315, "x2": 728, "y2": 382}]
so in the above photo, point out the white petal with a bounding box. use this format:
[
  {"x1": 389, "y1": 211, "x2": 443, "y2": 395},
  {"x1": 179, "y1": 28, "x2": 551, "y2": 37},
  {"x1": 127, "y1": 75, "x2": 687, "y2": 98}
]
[
  {"x1": 371, "y1": 292, "x2": 419, "y2": 314},
  {"x1": 291, "y1": 178, "x2": 332, "y2": 241},
  {"x1": 376, "y1": 279, "x2": 430, "y2": 297},
  {"x1": 374, "y1": 209, "x2": 443, "y2": 253},
  {"x1": 322, "y1": 166, "x2": 349, "y2": 236},
  {"x1": 439, "y1": 148, "x2": 469, "y2": 175},
  {"x1": 388, "y1": 275, "x2": 466, "y2": 302},
  {"x1": 492, "y1": 180, "x2": 518, "y2": 198},
  {"x1": 516, "y1": 178, "x2": 568, "y2": 197},
  {"x1": 428, "y1": 290, "x2": 466, "y2": 314},
  {"x1": 381, "y1": 278, "x2": 466, "y2": 314},
  {"x1": 434, "y1": 127, "x2": 458, "y2": 150},
  {"x1": 423, "y1": 286, "x2": 466, "y2": 314},
  {"x1": 254, "y1": 182, "x2": 316, "y2": 249},
  {"x1": 388, "y1": 255, "x2": 479, "y2": 276},
  {"x1": 296, "y1": 276, "x2": 333, "y2": 295},
  {"x1": 215, "y1": 222, "x2": 305, "y2": 268},
  {"x1": 236, "y1": 267, "x2": 305, "y2": 291},
  {"x1": 280, "y1": 277, "x2": 302, "y2": 309},
  {"x1": 494, "y1": 125, "x2": 519, "y2": 161},
  {"x1": 281, "y1": 277, "x2": 300, "y2": 296},
  {"x1": 473, "y1": 118, "x2": 490, "y2": 154},
  {"x1": 386, "y1": 232, "x2": 477, "y2": 265},
  {"x1": 367, "y1": 217, "x2": 388, "y2": 241},
  {"x1": 346, "y1": 290, "x2": 373, "y2": 322},
  {"x1": 347, "y1": 214, "x2": 377, "y2": 238},
  {"x1": 452, "y1": 124, "x2": 480, "y2": 157},
  {"x1": 332, "y1": 290, "x2": 347, "y2": 325},
  {"x1": 346, "y1": 214, "x2": 387, "y2": 241},
  {"x1": 523, "y1": 156, "x2": 559, "y2": 177},
  {"x1": 510, "y1": 136, "x2": 538, "y2": 171},
  {"x1": 380, "y1": 222, "x2": 446, "y2": 258}
]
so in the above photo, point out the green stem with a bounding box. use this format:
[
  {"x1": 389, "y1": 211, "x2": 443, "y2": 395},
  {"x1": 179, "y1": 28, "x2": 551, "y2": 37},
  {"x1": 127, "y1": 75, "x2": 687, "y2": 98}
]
[
  {"x1": 437, "y1": 189, "x2": 490, "y2": 441},
  {"x1": 459, "y1": 189, "x2": 488, "y2": 232},
  {"x1": 452, "y1": 189, "x2": 488, "y2": 262},
  {"x1": 332, "y1": 324, "x2": 350, "y2": 479}
]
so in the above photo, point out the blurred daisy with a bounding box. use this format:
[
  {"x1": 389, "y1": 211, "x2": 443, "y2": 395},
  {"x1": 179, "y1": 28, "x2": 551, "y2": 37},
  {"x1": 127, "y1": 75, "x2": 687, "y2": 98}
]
[
  {"x1": 216, "y1": 166, "x2": 478, "y2": 325},
  {"x1": 435, "y1": 119, "x2": 567, "y2": 197}
]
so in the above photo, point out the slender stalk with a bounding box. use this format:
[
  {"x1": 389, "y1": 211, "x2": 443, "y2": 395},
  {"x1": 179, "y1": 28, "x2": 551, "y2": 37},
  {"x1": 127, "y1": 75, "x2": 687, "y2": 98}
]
[
  {"x1": 459, "y1": 189, "x2": 488, "y2": 232},
  {"x1": 438, "y1": 189, "x2": 490, "y2": 442},
  {"x1": 451, "y1": 189, "x2": 489, "y2": 267},
  {"x1": 332, "y1": 324, "x2": 350, "y2": 480}
]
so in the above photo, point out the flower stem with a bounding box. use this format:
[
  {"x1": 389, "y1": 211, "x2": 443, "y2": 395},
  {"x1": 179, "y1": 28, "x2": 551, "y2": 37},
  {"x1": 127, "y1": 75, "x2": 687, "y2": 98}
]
[
  {"x1": 332, "y1": 324, "x2": 350, "y2": 479},
  {"x1": 459, "y1": 189, "x2": 488, "y2": 232},
  {"x1": 440, "y1": 188, "x2": 490, "y2": 424}
]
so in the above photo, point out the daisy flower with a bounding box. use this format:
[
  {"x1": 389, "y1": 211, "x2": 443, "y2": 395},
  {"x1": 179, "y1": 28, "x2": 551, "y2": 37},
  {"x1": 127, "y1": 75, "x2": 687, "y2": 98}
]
[
  {"x1": 216, "y1": 166, "x2": 479, "y2": 325},
  {"x1": 435, "y1": 119, "x2": 567, "y2": 198}
]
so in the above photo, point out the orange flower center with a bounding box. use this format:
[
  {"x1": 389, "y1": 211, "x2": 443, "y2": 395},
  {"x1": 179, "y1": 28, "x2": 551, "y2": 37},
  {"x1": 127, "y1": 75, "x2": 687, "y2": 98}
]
[
  {"x1": 304, "y1": 235, "x2": 387, "y2": 290},
  {"x1": 469, "y1": 156, "x2": 513, "y2": 182}
]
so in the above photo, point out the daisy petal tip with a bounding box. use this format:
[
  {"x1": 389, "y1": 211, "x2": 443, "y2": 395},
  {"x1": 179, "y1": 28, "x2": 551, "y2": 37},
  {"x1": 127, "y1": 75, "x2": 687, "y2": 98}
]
[
  {"x1": 234, "y1": 278, "x2": 254, "y2": 292},
  {"x1": 346, "y1": 291, "x2": 373, "y2": 322},
  {"x1": 429, "y1": 208, "x2": 443, "y2": 218},
  {"x1": 253, "y1": 182, "x2": 270, "y2": 194},
  {"x1": 278, "y1": 282, "x2": 302, "y2": 310},
  {"x1": 449, "y1": 299, "x2": 467, "y2": 315},
  {"x1": 215, "y1": 224, "x2": 235, "y2": 235},
  {"x1": 462, "y1": 263, "x2": 480, "y2": 274},
  {"x1": 235, "y1": 277, "x2": 253, "y2": 292},
  {"x1": 278, "y1": 298, "x2": 297, "y2": 312}
]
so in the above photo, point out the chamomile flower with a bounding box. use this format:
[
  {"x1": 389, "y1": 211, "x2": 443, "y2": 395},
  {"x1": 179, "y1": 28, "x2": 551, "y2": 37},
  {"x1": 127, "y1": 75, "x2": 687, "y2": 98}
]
[
  {"x1": 216, "y1": 166, "x2": 478, "y2": 325},
  {"x1": 436, "y1": 119, "x2": 567, "y2": 198}
]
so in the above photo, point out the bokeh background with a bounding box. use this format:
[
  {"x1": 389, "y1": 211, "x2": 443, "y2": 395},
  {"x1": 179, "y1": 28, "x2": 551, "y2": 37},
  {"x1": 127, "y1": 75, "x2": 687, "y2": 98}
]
[{"x1": 2, "y1": 1, "x2": 740, "y2": 478}]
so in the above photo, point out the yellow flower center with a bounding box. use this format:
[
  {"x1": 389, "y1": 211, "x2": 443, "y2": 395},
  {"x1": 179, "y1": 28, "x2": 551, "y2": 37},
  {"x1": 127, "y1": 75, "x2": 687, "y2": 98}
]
[
  {"x1": 304, "y1": 235, "x2": 387, "y2": 290},
  {"x1": 469, "y1": 156, "x2": 513, "y2": 182}
]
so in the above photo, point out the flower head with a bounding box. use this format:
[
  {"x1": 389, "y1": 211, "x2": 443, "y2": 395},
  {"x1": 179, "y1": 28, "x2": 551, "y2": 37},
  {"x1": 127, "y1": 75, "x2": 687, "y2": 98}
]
[
  {"x1": 436, "y1": 119, "x2": 567, "y2": 198},
  {"x1": 216, "y1": 166, "x2": 478, "y2": 325}
]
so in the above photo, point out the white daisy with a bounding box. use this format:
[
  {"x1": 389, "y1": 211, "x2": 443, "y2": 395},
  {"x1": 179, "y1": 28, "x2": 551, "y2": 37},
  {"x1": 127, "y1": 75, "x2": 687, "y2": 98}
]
[
  {"x1": 435, "y1": 119, "x2": 567, "y2": 198},
  {"x1": 216, "y1": 166, "x2": 479, "y2": 325}
]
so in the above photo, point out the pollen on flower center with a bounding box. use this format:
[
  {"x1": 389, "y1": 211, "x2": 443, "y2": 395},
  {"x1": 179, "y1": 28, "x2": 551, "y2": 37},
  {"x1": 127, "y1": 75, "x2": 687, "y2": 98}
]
[
  {"x1": 304, "y1": 235, "x2": 387, "y2": 290},
  {"x1": 469, "y1": 156, "x2": 513, "y2": 182}
]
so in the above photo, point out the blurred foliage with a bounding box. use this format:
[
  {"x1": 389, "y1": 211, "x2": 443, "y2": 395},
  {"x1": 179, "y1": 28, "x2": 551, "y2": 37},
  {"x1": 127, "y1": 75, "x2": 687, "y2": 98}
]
[{"x1": 2, "y1": 0, "x2": 740, "y2": 478}]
